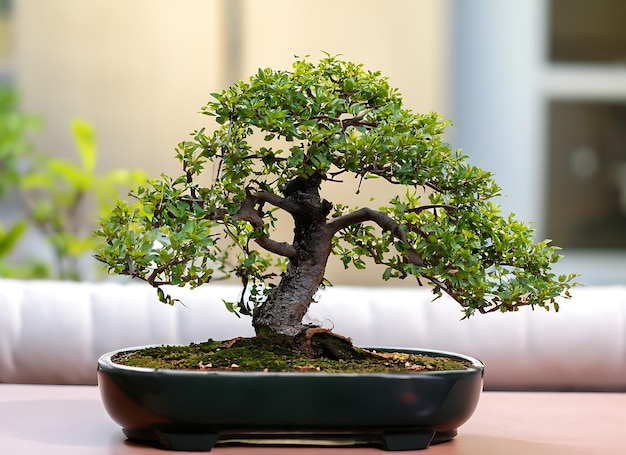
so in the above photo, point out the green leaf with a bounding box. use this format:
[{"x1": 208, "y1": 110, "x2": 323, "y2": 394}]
[
  {"x1": 0, "y1": 221, "x2": 27, "y2": 257},
  {"x1": 48, "y1": 159, "x2": 93, "y2": 190},
  {"x1": 71, "y1": 119, "x2": 97, "y2": 173},
  {"x1": 19, "y1": 171, "x2": 54, "y2": 189}
]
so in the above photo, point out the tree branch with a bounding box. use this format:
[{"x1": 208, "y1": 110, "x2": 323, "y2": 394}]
[
  {"x1": 408, "y1": 204, "x2": 457, "y2": 214},
  {"x1": 359, "y1": 164, "x2": 446, "y2": 193},
  {"x1": 314, "y1": 110, "x2": 378, "y2": 132},
  {"x1": 327, "y1": 207, "x2": 425, "y2": 267},
  {"x1": 251, "y1": 189, "x2": 303, "y2": 216},
  {"x1": 233, "y1": 189, "x2": 298, "y2": 258}
]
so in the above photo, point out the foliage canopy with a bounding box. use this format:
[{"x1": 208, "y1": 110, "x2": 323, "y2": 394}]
[{"x1": 97, "y1": 55, "x2": 576, "y2": 325}]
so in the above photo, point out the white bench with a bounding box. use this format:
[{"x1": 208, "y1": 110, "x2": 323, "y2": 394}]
[{"x1": 1, "y1": 278, "x2": 624, "y2": 390}]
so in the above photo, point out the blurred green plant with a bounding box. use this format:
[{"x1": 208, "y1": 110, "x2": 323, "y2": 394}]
[
  {"x1": 0, "y1": 87, "x2": 39, "y2": 196},
  {"x1": 0, "y1": 219, "x2": 47, "y2": 278},
  {"x1": 20, "y1": 119, "x2": 147, "y2": 280},
  {"x1": 0, "y1": 86, "x2": 47, "y2": 278},
  {"x1": 0, "y1": 87, "x2": 147, "y2": 280}
]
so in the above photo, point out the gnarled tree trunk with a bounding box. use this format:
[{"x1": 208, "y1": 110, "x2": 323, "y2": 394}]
[
  {"x1": 236, "y1": 174, "x2": 424, "y2": 359},
  {"x1": 251, "y1": 175, "x2": 341, "y2": 356}
]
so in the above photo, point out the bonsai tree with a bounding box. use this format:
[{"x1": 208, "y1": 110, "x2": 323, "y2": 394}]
[{"x1": 96, "y1": 55, "x2": 576, "y2": 358}]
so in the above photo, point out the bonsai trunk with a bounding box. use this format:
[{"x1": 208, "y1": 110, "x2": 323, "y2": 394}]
[
  {"x1": 250, "y1": 175, "x2": 356, "y2": 358},
  {"x1": 253, "y1": 227, "x2": 331, "y2": 338}
]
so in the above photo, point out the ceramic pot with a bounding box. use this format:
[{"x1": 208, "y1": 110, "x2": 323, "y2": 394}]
[{"x1": 98, "y1": 346, "x2": 484, "y2": 451}]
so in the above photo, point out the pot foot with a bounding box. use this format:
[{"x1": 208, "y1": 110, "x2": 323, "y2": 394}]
[
  {"x1": 123, "y1": 428, "x2": 219, "y2": 451},
  {"x1": 382, "y1": 429, "x2": 435, "y2": 450},
  {"x1": 156, "y1": 431, "x2": 219, "y2": 451}
]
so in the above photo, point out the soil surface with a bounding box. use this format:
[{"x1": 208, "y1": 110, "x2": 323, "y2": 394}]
[{"x1": 112, "y1": 337, "x2": 474, "y2": 373}]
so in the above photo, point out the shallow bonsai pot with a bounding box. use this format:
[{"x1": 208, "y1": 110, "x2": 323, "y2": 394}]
[{"x1": 98, "y1": 346, "x2": 484, "y2": 451}]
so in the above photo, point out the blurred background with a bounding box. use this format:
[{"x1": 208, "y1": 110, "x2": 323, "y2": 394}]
[{"x1": 1, "y1": 0, "x2": 624, "y2": 285}]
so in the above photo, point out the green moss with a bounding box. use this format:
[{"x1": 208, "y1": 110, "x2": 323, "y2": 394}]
[{"x1": 112, "y1": 338, "x2": 474, "y2": 373}]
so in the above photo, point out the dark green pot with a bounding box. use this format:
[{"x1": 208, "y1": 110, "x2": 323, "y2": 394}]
[{"x1": 98, "y1": 346, "x2": 484, "y2": 451}]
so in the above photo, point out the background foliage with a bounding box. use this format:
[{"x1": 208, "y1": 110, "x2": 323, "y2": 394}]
[{"x1": 0, "y1": 87, "x2": 146, "y2": 280}]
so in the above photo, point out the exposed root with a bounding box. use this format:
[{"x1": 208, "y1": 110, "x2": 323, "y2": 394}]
[
  {"x1": 255, "y1": 323, "x2": 379, "y2": 361},
  {"x1": 299, "y1": 327, "x2": 373, "y2": 361},
  {"x1": 304, "y1": 326, "x2": 335, "y2": 343},
  {"x1": 219, "y1": 337, "x2": 244, "y2": 349}
]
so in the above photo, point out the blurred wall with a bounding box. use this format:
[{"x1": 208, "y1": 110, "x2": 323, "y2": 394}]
[
  {"x1": 13, "y1": 0, "x2": 451, "y2": 286},
  {"x1": 450, "y1": 0, "x2": 626, "y2": 285}
]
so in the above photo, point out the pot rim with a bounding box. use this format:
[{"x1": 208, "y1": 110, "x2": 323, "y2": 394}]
[{"x1": 98, "y1": 344, "x2": 484, "y2": 378}]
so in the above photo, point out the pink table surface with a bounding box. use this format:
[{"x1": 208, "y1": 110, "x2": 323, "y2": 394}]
[{"x1": 0, "y1": 384, "x2": 624, "y2": 454}]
